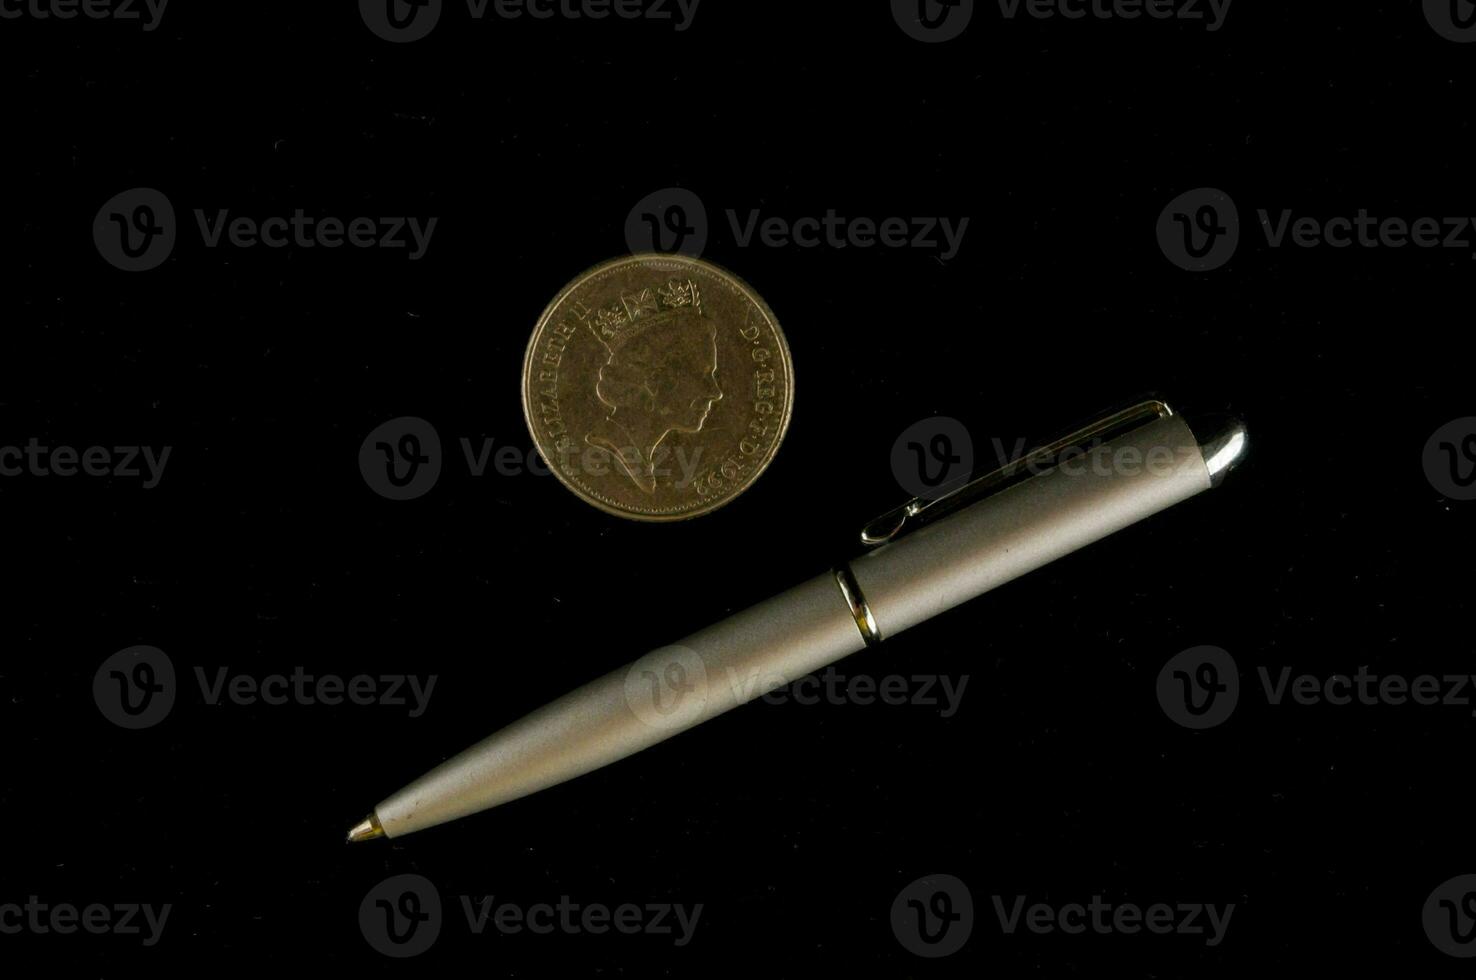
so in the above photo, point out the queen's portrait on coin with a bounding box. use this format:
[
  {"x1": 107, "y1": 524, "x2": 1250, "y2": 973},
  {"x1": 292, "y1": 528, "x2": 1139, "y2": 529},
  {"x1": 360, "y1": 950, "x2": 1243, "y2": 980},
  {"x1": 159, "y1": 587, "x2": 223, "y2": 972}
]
[{"x1": 582, "y1": 278, "x2": 724, "y2": 493}]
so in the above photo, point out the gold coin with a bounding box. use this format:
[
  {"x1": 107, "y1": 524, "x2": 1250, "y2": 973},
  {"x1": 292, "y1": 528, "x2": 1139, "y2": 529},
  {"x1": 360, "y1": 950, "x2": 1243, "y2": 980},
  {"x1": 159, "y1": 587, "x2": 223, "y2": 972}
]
[{"x1": 522, "y1": 254, "x2": 794, "y2": 521}]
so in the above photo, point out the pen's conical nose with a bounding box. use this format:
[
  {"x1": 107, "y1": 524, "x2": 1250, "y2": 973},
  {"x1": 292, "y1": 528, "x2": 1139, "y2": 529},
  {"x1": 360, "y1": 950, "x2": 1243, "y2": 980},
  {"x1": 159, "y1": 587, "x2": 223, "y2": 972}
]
[{"x1": 347, "y1": 814, "x2": 385, "y2": 843}]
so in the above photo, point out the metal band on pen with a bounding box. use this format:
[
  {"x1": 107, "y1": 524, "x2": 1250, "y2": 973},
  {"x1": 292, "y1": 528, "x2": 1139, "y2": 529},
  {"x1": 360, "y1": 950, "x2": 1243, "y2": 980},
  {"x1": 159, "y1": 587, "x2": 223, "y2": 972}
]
[{"x1": 834, "y1": 565, "x2": 882, "y2": 646}]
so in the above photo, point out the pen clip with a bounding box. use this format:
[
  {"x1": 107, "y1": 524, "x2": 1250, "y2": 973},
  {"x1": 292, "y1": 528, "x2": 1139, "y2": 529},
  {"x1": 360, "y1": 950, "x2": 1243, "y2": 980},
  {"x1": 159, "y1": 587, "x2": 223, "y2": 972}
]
[{"x1": 860, "y1": 399, "x2": 1175, "y2": 547}]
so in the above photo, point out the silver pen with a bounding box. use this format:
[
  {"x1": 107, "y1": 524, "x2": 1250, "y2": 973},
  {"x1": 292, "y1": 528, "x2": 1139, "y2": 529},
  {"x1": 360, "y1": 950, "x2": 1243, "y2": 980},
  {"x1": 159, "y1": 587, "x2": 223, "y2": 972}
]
[{"x1": 348, "y1": 400, "x2": 1248, "y2": 842}]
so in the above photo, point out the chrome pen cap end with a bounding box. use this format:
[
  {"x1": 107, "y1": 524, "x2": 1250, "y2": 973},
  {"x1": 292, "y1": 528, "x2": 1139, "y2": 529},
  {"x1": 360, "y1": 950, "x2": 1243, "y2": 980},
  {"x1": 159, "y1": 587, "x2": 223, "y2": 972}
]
[{"x1": 1192, "y1": 416, "x2": 1249, "y2": 488}]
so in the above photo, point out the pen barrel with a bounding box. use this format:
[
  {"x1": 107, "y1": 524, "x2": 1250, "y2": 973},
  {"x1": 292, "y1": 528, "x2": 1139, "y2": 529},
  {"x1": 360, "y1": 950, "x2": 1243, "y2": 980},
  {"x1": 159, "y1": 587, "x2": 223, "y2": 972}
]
[
  {"x1": 846, "y1": 414, "x2": 1212, "y2": 640},
  {"x1": 374, "y1": 414, "x2": 1220, "y2": 838},
  {"x1": 374, "y1": 572, "x2": 864, "y2": 837}
]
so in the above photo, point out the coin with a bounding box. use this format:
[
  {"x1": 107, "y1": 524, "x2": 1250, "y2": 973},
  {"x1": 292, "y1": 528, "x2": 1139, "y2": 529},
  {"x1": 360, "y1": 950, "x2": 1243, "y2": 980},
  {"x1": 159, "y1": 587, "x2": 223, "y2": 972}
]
[{"x1": 522, "y1": 254, "x2": 794, "y2": 521}]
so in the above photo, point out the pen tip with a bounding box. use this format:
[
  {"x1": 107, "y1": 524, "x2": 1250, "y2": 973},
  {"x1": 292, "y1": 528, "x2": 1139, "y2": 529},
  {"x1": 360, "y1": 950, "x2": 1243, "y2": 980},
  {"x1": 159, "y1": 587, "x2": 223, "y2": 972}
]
[{"x1": 347, "y1": 814, "x2": 385, "y2": 843}]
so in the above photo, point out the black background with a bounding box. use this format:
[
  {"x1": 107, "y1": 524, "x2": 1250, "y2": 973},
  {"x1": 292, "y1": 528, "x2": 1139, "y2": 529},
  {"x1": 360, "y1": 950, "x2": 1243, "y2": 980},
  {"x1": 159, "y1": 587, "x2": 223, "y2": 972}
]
[{"x1": 3, "y1": 0, "x2": 1473, "y2": 973}]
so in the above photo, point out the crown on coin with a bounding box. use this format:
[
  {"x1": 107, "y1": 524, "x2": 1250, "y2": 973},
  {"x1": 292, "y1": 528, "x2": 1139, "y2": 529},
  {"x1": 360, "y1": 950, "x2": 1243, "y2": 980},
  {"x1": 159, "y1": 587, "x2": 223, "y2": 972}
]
[{"x1": 580, "y1": 278, "x2": 703, "y2": 354}]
